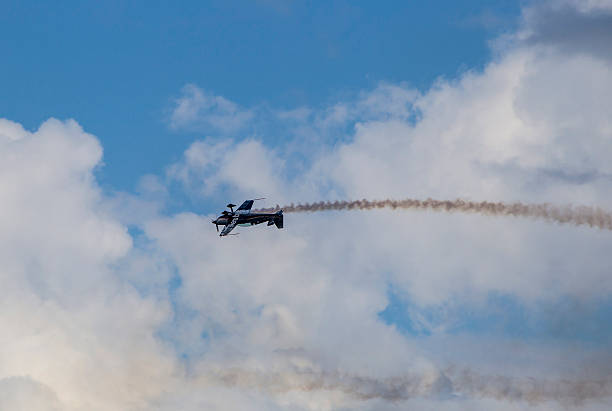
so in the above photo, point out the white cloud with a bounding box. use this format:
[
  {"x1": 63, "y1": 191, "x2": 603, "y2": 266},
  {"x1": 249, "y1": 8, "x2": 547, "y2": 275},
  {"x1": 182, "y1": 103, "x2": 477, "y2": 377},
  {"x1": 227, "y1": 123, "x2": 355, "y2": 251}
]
[
  {"x1": 549, "y1": 0, "x2": 612, "y2": 13},
  {"x1": 0, "y1": 118, "x2": 178, "y2": 410},
  {"x1": 517, "y1": 0, "x2": 612, "y2": 61},
  {"x1": 169, "y1": 84, "x2": 255, "y2": 133},
  {"x1": 155, "y1": 4, "x2": 612, "y2": 407},
  {"x1": 3, "y1": 1, "x2": 612, "y2": 409},
  {"x1": 0, "y1": 377, "x2": 63, "y2": 411},
  {"x1": 166, "y1": 138, "x2": 289, "y2": 202},
  {"x1": 0, "y1": 118, "x2": 30, "y2": 141}
]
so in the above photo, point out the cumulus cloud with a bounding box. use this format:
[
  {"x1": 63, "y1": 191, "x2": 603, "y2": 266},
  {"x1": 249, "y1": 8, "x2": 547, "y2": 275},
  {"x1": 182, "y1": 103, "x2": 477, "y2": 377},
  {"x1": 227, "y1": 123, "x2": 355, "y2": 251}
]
[
  {"x1": 156, "y1": 2, "x2": 612, "y2": 406},
  {"x1": 166, "y1": 138, "x2": 289, "y2": 202},
  {"x1": 518, "y1": 0, "x2": 612, "y2": 60},
  {"x1": 3, "y1": 0, "x2": 612, "y2": 409},
  {"x1": 169, "y1": 84, "x2": 255, "y2": 133},
  {"x1": 0, "y1": 377, "x2": 63, "y2": 411},
  {"x1": 0, "y1": 119, "x2": 178, "y2": 410}
]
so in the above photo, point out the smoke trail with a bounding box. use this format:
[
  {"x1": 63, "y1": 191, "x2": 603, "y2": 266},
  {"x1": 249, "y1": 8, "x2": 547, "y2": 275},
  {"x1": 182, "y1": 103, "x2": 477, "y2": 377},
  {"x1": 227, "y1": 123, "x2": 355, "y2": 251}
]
[
  {"x1": 201, "y1": 366, "x2": 612, "y2": 406},
  {"x1": 258, "y1": 198, "x2": 612, "y2": 230}
]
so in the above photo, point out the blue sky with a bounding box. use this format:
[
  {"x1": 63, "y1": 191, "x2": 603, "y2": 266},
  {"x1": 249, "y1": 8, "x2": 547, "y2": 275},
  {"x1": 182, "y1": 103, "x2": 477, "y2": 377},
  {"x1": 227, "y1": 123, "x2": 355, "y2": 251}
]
[
  {"x1": 2, "y1": 1, "x2": 612, "y2": 409},
  {"x1": 1, "y1": 0, "x2": 520, "y2": 192}
]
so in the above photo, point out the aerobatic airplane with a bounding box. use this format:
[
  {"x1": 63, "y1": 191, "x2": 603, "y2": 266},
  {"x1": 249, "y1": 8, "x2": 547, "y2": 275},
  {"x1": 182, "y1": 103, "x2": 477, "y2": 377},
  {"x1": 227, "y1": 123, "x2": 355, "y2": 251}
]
[{"x1": 211, "y1": 199, "x2": 283, "y2": 236}]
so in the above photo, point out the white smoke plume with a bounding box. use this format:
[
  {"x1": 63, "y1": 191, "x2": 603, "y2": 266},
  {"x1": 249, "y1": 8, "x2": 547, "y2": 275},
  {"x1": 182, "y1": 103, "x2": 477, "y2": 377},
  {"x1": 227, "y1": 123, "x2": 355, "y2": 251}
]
[
  {"x1": 258, "y1": 198, "x2": 612, "y2": 230},
  {"x1": 200, "y1": 366, "x2": 612, "y2": 406}
]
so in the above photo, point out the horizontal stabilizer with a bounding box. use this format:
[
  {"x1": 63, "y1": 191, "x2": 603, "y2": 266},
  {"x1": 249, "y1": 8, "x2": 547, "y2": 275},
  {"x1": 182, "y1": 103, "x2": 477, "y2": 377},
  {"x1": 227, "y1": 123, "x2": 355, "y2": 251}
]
[{"x1": 274, "y1": 210, "x2": 283, "y2": 229}]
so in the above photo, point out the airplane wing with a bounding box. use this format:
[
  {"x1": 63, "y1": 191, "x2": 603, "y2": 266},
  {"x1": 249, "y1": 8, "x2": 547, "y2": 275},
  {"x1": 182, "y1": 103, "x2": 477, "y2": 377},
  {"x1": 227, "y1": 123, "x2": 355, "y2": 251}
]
[
  {"x1": 237, "y1": 200, "x2": 254, "y2": 211},
  {"x1": 220, "y1": 216, "x2": 239, "y2": 236}
]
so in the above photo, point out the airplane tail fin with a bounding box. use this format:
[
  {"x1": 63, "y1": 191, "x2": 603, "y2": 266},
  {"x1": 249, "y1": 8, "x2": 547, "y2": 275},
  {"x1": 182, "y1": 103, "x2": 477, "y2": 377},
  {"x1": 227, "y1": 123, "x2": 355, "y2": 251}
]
[{"x1": 274, "y1": 210, "x2": 283, "y2": 229}]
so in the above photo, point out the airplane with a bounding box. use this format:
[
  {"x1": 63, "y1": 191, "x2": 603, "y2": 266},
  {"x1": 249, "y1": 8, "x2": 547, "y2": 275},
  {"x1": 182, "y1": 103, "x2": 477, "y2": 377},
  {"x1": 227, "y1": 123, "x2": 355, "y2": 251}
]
[{"x1": 211, "y1": 199, "x2": 283, "y2": 236}]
